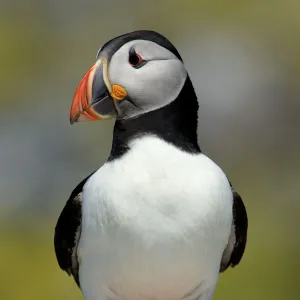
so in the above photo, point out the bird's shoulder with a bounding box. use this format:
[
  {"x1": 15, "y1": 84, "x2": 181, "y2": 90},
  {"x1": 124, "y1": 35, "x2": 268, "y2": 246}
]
[
  {"x1": 220, "y1": 183, "x2": 248, "y2": 272},
  {"x1": 54, "y1": 171, "x2": 95, "y2": 287}
]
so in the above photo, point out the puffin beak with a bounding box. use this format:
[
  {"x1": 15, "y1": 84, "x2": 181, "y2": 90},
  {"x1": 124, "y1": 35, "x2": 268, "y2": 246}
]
[{"x1": 70, "y1": 56, "x2": 127, "y2": 124}]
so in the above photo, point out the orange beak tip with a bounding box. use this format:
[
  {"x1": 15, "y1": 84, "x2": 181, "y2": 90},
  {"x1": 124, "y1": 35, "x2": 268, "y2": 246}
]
[
  {"x1": 70, "y1": 117, "x2": 76, "y2": 125},
  {"x1": 70, "y1": 113, "x2": 94, "y2": 124},
  {"x1": 70, "y1": 62, "x2": 98, "y2": 124}
]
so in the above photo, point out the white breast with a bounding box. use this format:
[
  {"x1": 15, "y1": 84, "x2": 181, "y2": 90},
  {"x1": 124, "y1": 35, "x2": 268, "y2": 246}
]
[{"x1": 78, "y1": 136, "x2": 233, "y2": 300}]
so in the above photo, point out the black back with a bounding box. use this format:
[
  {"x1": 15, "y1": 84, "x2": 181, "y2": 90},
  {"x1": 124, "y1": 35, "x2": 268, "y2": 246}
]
[
  {"x1": 54, "y1": 172, "x2": 95, "y2": 287},
  {"x1": 220, "y1": 186, "x2": 248, "y2": 272}
]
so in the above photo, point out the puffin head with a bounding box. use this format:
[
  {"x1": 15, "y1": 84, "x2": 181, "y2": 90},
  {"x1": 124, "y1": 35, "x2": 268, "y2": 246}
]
[{"x1": 70, "y1": 30, "x2": 189, "y2": 123}]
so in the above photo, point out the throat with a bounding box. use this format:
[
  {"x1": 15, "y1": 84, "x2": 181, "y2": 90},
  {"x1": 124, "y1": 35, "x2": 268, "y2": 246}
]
[{"x1": 108, "y1": 77, "x2": 201, "y2": 161}]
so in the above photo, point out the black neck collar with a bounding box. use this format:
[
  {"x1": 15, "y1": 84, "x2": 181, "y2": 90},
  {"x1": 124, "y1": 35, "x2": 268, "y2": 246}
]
[{"x1": 108, "y1": 76, "x2": 201, "y2": 161}]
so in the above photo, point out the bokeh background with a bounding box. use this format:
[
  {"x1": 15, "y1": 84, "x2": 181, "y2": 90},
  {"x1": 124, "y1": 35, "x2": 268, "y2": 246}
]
[{"x1": 1, "y1": 1, "x2": 300, "y2": 299}]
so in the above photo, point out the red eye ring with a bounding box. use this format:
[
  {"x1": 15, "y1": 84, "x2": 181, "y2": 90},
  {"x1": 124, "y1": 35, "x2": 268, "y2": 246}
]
[{"x1": 129, "y1": 49, "x2": 144, "y2": 67}]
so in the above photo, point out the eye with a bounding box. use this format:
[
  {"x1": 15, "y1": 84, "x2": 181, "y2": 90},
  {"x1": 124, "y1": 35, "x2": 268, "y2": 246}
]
[{"x1": 129, "y1": 48, "x2": 145, "y2": 68}]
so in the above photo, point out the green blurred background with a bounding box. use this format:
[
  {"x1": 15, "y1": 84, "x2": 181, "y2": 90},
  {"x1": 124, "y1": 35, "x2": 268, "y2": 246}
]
[{"x1": 1, "y1": 1, "x2": 300, "y2": 299}]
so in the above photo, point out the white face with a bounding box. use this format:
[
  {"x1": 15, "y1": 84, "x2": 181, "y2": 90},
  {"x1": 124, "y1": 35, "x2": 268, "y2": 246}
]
[{"x1": 107, "y1": 40, "x2": 187, "y2": 119}]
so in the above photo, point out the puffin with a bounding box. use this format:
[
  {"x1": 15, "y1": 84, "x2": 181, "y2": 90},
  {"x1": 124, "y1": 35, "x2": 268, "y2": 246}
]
[{"x1": 54, "y1": 30, "x2": 248, "y2": 300}]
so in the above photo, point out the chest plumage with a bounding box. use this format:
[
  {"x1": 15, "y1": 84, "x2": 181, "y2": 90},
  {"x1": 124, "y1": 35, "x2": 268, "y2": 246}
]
[{"x1": 78, "y1": 136, "x2": 233, "y2": 300}]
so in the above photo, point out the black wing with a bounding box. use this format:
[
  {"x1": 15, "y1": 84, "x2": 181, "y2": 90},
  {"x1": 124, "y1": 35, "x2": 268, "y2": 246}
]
[
  {"x1": 54, "y1": 172, "x2": 95, "y2": 287},
  {"x1": 220, "y1": 185, "x2": 248, "y2": 272}
]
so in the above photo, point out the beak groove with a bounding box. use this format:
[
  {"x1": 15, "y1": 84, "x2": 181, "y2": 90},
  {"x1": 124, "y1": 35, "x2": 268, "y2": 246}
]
[{"x1": 70, "y1": 61, "x2": 101, "y2": 124}]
